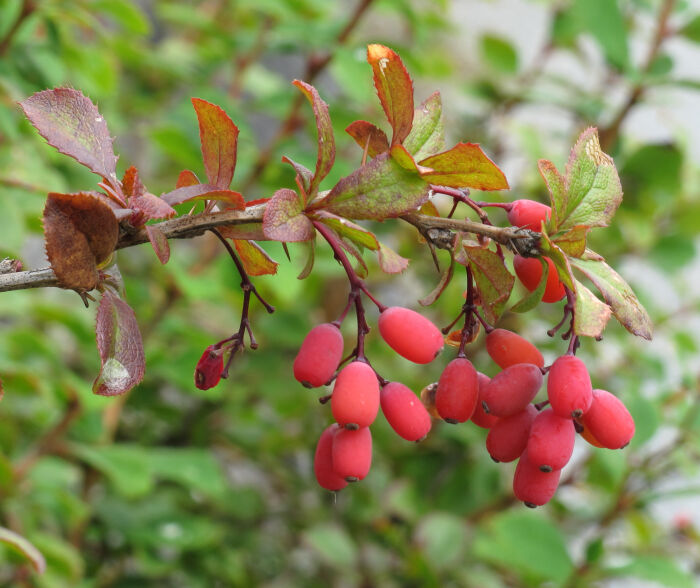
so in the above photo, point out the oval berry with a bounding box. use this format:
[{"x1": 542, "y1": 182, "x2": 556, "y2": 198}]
[
  {"x1": 481, "y1": 363, "x2": 543, "y2": 418},
  {"x1": 527, "y1": 408, "x2": 575, "y2": 472},
  {"x1": 580, "y1": 389, "x2": 635, "y2": 449},
  {"x1": 331, "y1": 361, "x2": 379, "y2": 428},
  {"x1": 381, "y1": 382, "x2": 432, "y2": 441},
  {"x1": 293, "y1": 323, "x2": 344, "y2": 387},
  {"x1": 486, "y1": 328, "x2": 544, "y2": 369},
  {"x1": 471, "y1": 372, "x2": 499, "y2": 429},
  {"x1": 513, "y1": 255, "x2": 566, "y2": 303},
  {"x1": 194, "y1": 345, "x2": 224, "y2": 390},
  {"x1": 435, "y1": 357, "x2": 479, "y2": 423},
  {"x1": 332, "y1": 426, "x2": 372, "y2": 482},
  {"x1": 507, "y1": 199, "x2": 551, "y2": 231},
  {"x1": 486, "y1": 404, "x2": 537, "y2": 462},
  {"x1": 378, "y1": 306, "x2": 444, "y2": 364},
  {"x1": 547, "y1": 355, "x2": 592, "y2": 418},
  {"x1": 314, "y1": 424, "x2": 348, "y2": 491},
  {"x1": 513, "y1": 450, "x2": 561, "y2": 507}
]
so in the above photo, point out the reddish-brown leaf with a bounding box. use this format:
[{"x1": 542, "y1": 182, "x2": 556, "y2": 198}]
[
  {"x1": 262, "y1": 188, "x2": 314, "y2": 242},
  {"x1": 161, "y1": 184, "x2": 245, "y2": 209},
  {"x1": 122, "y1": 166, "x2": 146, "y2": 199},
  {"x1": 145, "y1": 225, "x2": 170, "y2": 264},
  {"x1": 345, "y1": 120, "x2": 390, "y2": 158},
  {"x1": 20, "y1": 88, "x2": 118, "y2": 182},
  {"x1": 130, "y1": 193, "x2": 177, "y2": 222},
  {"x1": 191, "y1": 98, "x2": 239, "y2": 189},
  {"x1": 176, "y1": 169, "x2": 200, "y2": 188},
  {"x1": 377, "y1": 241, "x2": 410, "y2": 274},
  {"x1": 367, "y1": 44, "x2": 414, "y2": 145},
  {"x1": 233, "y1": 239, "x2": 279, "y2": 276},
  {"x1": 93, "y1": 291, "x2": 145, "y2": 396},
  {"x1": 282, "y1": 156, "x2": 313, "y2": 194},
  {"x1": 292, "y1": 80, "x2": 335, "y2": 195},
  {"x1": 419, "y1": 143, "x2": 509, "y2": 191},
  {"x1": 43, "y1": 192, "x2": 119, "y2": 290}
]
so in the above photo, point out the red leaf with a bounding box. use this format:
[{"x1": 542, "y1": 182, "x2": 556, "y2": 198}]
[
  {"x1": 345, "y1": 120, "x2": 389, "y2": 158},
  {"x1": 419, "y1": 142, "x2": 509, "y2": 191},
  {"x1": 43, "y1": 192, "x2": 119, "y2": 290},
  {"x1": 233, "y1": 239, "x2": 279, "y2": 276},
  {"x1": 292, "y1": 80, "x2": 335, "y2": 196},
  {"x1": 130, "y1": 193, "x2": 177, "y2": 222},
  {"x1": 367, "y1": 44, "x2": 414, "y2": 145},
  {"x1": 93, "y1": 291, "x2": 145, "y2": 396},
  {"x1": 161, "y1": 184, "x2": 245, "y2": 209},
  {"x1": 191, "y1": 98, "x2": 239, "y2": 189},
  {"x1": 20, "y1": 88, "x2": 118, "y2": 182},
  {"x1": 146, "y1": 225, "x2": 170, "y2": 264},
  {"x1": 122, "y1": 166, "x2": 146, "y2": 199},
  {"x1": 262, "y1": 188, "x2": 314, "y2": 242},
  {"x1": 176, "y1": 169, "x2": 200, "y2": 188}
]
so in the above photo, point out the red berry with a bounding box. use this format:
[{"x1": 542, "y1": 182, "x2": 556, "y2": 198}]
[
  {"x1": 580, "y1": 389, "x2": 635, "y2": 449},
  {"x1": 435, "y1": 357, "x2": 479, "y2": 423},
  {"x1": 527, "y1": 408, "x2": 575, "y2": 472},
  {"x1": 486, "y1": 404, "x2": 537, "y2": 462},
  {"x1": 331, "y1": 361, "x2": 379, "y2": 428},
  {"x1": 513, "y1": 255, "x2": 565, "y2": 303},
  {"x1": 486, "y1": 328, "x2": 544, "y2": 369},
  {"x1": 194, "y1": 345, "x2": 224, "y2": 390},
  {"x1": 314, "y1": 424, "x2": 348, "y2": 491},
  {"x1": 513, "y1": 450, "x2": 561, "y2": 507},
  {"x1": 547, "y1": 355, "x2": 592, "y2": 418},
  {"x1": 481, "y1": 363, "x2": 543, "y2": 418},
  {"x1": 380, "y1": 382, "x2": 432, "y2": 441},
  {"x1": 471, "y1": 373, "x2": 499, "y2": 429},
  {"x1": 378, "y1": 306, "x2": 444, "y2": 364},
  {"x1": 294, "y1": 323, "x2": 344, "y2": 387},
  {"x1": 332, "y1": 426, "x2": 372, "y2": 482},
  {"x1": 507, "y1": 199, "x2": 551, "y2": 231}
]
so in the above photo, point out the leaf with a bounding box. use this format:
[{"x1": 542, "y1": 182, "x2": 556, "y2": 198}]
[
  {"x1": 415, "y1": 513, "x2": 466, "y2": 569},
  {"x1": 145, "y1": 225, "x2": 170, "y2": 264},
  {"x1": 20, "y1": 88, "x2": 119, "y2": 182},
  {"x1": 315, "y1": 211, "x2": 379, "y2": 250},
  {"x1": 464, "y1": 244, "x2": 515, "y2": 323},
  {"x1": 552, "y1": 226, "x2": 588, "y2": 257},
  {"x1": 70, "y1": 443, "x2": 152, "y2": 498},
  {"x1": 377, "y1": 241, "x2": 409, "y2": 274},
  {"x1": 390, "y1": 144, "x2": 422, "y2": 172},
  {"x1": 317, "y1": 152, "x2": 429, "y2": 220},
  {"x1": 367, "y1": 44, "x2": 414, "y2": 145},
  {"x1": 572, "y1": 0, "x2": 629, "y2": 69},
  {"x1": 282, "y1": 156, "x2": 313, "y2": 194},
  {"x1": 304, "y1": 523, "x2": 357, "y2": 569},
  {"x1": 176, "y1": 169, "x2": 199, "y2": 188},
  {"x1": 419, "y1": 256, "x2": 454, "y2": 306},
  {"x1": 262, "y1": 188, "x2": 314, "y2": 242},
  {"x1": 122, "y1": 166, "x2": 146, "y2": 198},
  {"x1": 130, "y1": 193, "x2": 177, "y2": 222},
  {"x1": 191, "y1": 98, "x2": 239, "y2": 189},
  {"x1": 93, "y1": 291, "x2": 145, "y2": 396},
  {"x1": 292, "y1": 80, "x2": 335, "y2": 195},
  {"x1": 570, "y1": 257, "x2": 653, "y2": 339},
  {"x1": 573, "y1": 278, "x2": 611, "y2": 338},
  {"x1": 538, "y1": 159, "x2": 566, "y2": 221},
  {"x1": 233, "y1": 239, "x2": 279, "y2": 276},
  {"x1": 680, "y1": 15, "x2": 700, "y2": 43},
  {"x1": 297, "y1": 237, "x2": 316, "y2": 280},
  {"x1": 480, "y1": 35, "x2": 519, "y2": 74},
  {"x1": 606, "y1": 556, "x2": 696, "y2": 588},
  {"x1": 43, "y1": 192, "x2": 119, "y2": 290},
  {"x1": 419, "y1": 143, "x2": 509, "y2": 190},
  {"x1": 403, "y1": 91, "x2": 445, "y2": 161},
  {"x1": 345, "y1": 120, "x2": 390, "y2": 158},
  {"x1": 0, "y1": 527, "x2": 46, "y2": 574},
  {"x1": 539, "y1": 232, "x2": 575, "y2": 290},
  {"x1": 510, "y1": 258, "x2": 548, "y2": 313},
  {"x1": 161, "y1": 184, "x2": 245, "y2": 209}
]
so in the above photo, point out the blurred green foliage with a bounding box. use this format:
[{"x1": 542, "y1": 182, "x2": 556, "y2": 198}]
[{"x1": 1, "y1": 0, "x2": 700, "y2": 586}]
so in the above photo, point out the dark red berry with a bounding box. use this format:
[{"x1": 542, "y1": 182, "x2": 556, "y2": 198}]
[
  {"x1": 470, "y1": 372, "x2": 499, "y2": 429},
  {"x1": 513, "y1": 449, "x2": 561, "y2": 507},
  {"x1": 378, "y1": 306, "x2": 444, "y2": 364},
  {"x1": 547, "y1": 355, "x2": 592, "y2": 418},
  {"x1": 486, "y1": 328, "x2": 544, "y2": 369},
  {"x1": 580, "y1": 389, "x2": 635, "y2": 449},
  {"x1": 435, "y1": 357, "x2": 479, "y2": 423},
  {"x1": 481, "y1": 363, "x2": 543, "y2": 418},
  {"x1": 294, "y1": 323, "x2": 344, "y2": 387},
  {"x1": 332, "y1": 426, "x2": 372, "y2": 482},
  {"x1": 486, "y1": 404, "x2": 537, "y2": 462},
  {"x1": 513, "y1": 255, "x2": 565, "y2": 303},
  {"x1": 527, "y1": 408, "x2": 575, "y2": 471},
  {"x1": 330, "y1": 361, "x2": 380, "y2": 429},
  {"x1": 194, "y1": 345, "x2": 223, "y2": 390},
  {"x1": 507, "y1": 199, "x2": 551, "y2": 231},
  {"x1": 314, "y1": 424, "x2": 348, "y2": 491},
  {"x1": 381, "y1": 382, "x2": 432, "y2": 441}
]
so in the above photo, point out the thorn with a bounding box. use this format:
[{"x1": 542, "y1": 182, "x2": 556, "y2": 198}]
[{"x1": 282, "y1": 242, "x2": 291, "y2": 262}]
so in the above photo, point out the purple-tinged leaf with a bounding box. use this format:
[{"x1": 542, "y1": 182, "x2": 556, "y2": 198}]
[
  {"x1": 419, "y1": 257, "x2": 454, "y2": 305},
  {"x1": 122, "y1": 166, "x2": 146, "y2": 199},
  {"x1": 315, "y1": 152, "x2": 429, "y2": 220},
  {"x1": 345, "y1": 120, "x2": 390, "y2": 158},
  {"x1": 292, "y1": 80, "x2": 335, "y2": 195},
  {"x1": 176, "y1": 169, "x2": 200, "y2": 188},
  {"x1": 191, "y1": 98, "x2": 239, "y2": 189},
  {"x1": 315, "y1": 211, "x2": 379, "y2": 251},
  {"x1": 377, "y1": 241, "x2": 409, "y2": 274},
  {"x1": 573, "y1": 279, "x2": 611, "y2": 339},
  {"x1": 367, "y1": 44, "x2": 414, "y2": 145},
  {"x1": 464, "y1": 244, "x2": 515, "y2": 323},
  {"x1": 262, "y1": 188, "x2": 314, "y2": 242},
  {"x1": 419, "y1": 143, "x2": 509, "y2": 191},
  {"x1": 570, "y1": 257, "x2": 652, "y2": 340},
  {"x1": 233, "y1": 239, "x2": 279, "y2": 276},
  {"x1": 404, "y1": 91, "x2": 445, "y2": 161},
  {"x1": 131, "y1": 193, "x2": 177, "y2": 223},
  {"x1": 0, "y1": 527, "x2": 45, "y2": 574},
  {"x1": 20, "y1": 88, "x2": 119, "y2": 182},
  {"x1": 510, "y1": 258, "x2": 548, "y2": 313},
  {"x1": 282, "y1": 156, "x2": 313, "y2": 194},
  {"x1": 145, "y1": 225, "x2": 170, "y2": 264},
  {"x1": 93, "y1": 291, "x2": 145, "y2": 396},
  {"x1": 297, "y1": 238, "x2": 316, "y2": 280},
  {"x1": 161, "y1": 184, "x2": 245, "y2": 209}
]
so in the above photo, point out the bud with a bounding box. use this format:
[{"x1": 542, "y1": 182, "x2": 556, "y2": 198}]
[{"x1": 195, "y1": 345, "x2": 224, "y2": 390}]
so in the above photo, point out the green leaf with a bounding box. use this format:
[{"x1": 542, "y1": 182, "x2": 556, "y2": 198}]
[
  {"x1": 0, "y1": 527, "x2": 46, "y2": 574},
  {"x1": 315, "y1": 211, "x2": 379, "y2": 250},
  {"x1": 146, "y1": 448, "x2": 228, "y2": 500},
  {"x1": 317, "y1": 152, "x2": 429, "y2": 220},
  {"x1": 415, "y1": 513, "x2": 466, "y2": 568},
  {"x1": 262, "y1": 188, "x2": 314, "y2": 242},
  {"x1": 573, "y1": 278, "x2": 612, "y2": 338},
  {"x1": 345, "y1": 120, "x2": 389, "y2": 158},
  {"x1": 606, "y1": 556, "x2": 696, "y2": 588},
  {"x1": 403, "y1": 91, "x2": 445, "y2": 161},
  {"x1": 464, "y1": 244, "x2": 514, "y2": 323},
  {"x1": 621, "y1": 143, "x2": 682, "y2": 204},
  {"x1": 94, "y1": 0, "x2": 150, "y2": 34},
  {"x1": 304, "y1": 523, "x2": 358, "y2": 569},
  {"x1": 232, "y1": 239, "x2": 279, "y2": 276},
  {"x1": 552, "y1": 226, "x2": 588, "y2": 257},
  {"x1": 570, "y1": 257, "x2": 653, "y2": 339},
  {"x1": 510, "y1": 258, "x2": 548, "y2": 313},
  {"x1": 377, "y1": 241, "x2": 410, "y2": 274},
  {"x1": 572, "y1": 0, "x2": 629, "y2": 69},
  {"x1": 480, "y1": 35, "x2": 518, "y2": 74},
  {"x1": 419, "y1": 143, "x2": 509, "y2": 191},
  {"x1": 680, "y1": 15, "x2": 700, "y2": 43}
]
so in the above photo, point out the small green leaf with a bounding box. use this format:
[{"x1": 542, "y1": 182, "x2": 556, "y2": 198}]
[
  {"x1": 464, "y1": 244, "x2": 514, "y2": 323},
  {"x1": 552, "y1": 226, "x2": 589, "y2": 257},
  {"x1": 415, "y1": 513, "x2": 466, "y2": 569},
  {"x1": 419, "y1": 143, "x2": 509, "y2": 191},
  {"x1": 315, "y1": 211, "x2": 379, "y2": 250},
  {"x1": 480, "y1": 35, "x2": 519, "y2": 74},
  {"x1": 304, "y1": 523, "x2": 357, "y2": 569},
  {"x1": 262, "y1": 188, "x2": 314, "y2": 242},
  {"x1": 573, "y1": 278, "x2": 611, "y2": 338},
  {"x1": 511, "y1": 258, "x2": 548, "y2": 313},
  {"x1": 572, "y1": 0, "x2": 629, "y2": 69},
  {"x1": 403, "y1": 91, "x2": 445, "y2": 161},
  {"x1": 680, "y1": 15, "x2": 700, "y2": 43},
  {"x1": 606, "y1": 556, "x2": 696, "y2": 588},
  {"x1": 0, "y1": 527, "x2": 46, "y2": 574},
  {"x1": 345, "y1": 120, "x2": 389, "y2": 158},
  {"x1": 317, "y1": 152, "x2": 429, "y2": 220}
]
